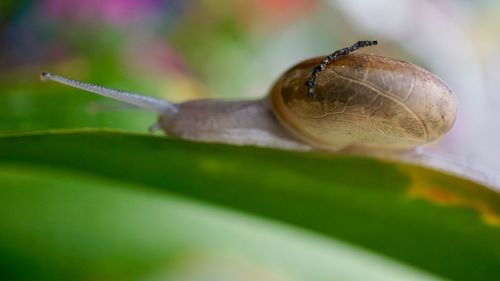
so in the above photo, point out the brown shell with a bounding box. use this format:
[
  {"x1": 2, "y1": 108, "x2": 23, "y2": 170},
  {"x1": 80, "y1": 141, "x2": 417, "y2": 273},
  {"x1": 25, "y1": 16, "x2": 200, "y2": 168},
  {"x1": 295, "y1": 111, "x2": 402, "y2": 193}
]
[{"x1": 270, "y1": 53, "x2": 458, "y2": 151}]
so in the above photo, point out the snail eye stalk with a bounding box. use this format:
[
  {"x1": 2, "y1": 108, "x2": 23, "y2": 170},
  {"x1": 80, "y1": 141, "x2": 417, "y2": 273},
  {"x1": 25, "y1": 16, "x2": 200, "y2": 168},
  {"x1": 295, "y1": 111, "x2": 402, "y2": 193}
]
[
  {"x1": 40, "y1": 72, "x2": 178, "y2": 115},
  {"x1": 305, "y1": 40, "x2": 378, "y2": 98}
]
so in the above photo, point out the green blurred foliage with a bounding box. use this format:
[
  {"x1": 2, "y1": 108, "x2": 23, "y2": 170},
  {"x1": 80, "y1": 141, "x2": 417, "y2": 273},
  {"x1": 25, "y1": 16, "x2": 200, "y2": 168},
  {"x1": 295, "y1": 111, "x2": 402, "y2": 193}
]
[{"x1": 0, "y1": 131, "x2": 499, "y2": 280}]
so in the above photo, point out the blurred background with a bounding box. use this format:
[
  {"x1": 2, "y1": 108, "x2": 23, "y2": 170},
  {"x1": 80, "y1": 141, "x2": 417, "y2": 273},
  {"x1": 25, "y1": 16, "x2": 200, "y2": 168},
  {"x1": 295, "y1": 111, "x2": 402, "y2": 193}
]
[
  {"x1": 1, "y1": 0, "x2": 499, "y2": 180},
  {"x1": 2, "y1": 1, "x2": 500, "y2": 280}
]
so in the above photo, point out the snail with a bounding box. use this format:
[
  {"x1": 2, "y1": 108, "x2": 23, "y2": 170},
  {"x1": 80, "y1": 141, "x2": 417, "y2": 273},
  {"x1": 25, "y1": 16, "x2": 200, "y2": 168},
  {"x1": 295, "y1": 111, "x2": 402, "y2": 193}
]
[{"x1": 40, "y1": 40, "x2": 458, "y2": 152}]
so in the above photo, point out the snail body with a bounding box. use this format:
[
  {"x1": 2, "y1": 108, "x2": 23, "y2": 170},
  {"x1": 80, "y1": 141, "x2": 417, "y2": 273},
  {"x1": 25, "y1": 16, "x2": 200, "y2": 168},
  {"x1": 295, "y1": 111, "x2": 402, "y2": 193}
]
[{"x1": 41, "y1": 41, "x2": 458, "y2": 152}]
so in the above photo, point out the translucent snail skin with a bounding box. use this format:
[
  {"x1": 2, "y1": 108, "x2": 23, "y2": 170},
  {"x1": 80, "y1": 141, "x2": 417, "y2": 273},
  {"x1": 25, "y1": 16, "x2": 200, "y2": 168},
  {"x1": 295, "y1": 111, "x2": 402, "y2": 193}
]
[{"x1": 41, "y1": 40, "x2": 458, "y2": 152}]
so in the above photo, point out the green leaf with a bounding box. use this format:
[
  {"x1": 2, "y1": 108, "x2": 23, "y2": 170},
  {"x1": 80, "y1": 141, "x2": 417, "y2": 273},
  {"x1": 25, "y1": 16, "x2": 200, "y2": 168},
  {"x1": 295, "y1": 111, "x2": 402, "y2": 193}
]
[
  {"x1": 0, "y1": 163, "x2": 445, "y2": 281},
  {"x1": 0, "y1": 130, "x2": 499, "y2": 281}
]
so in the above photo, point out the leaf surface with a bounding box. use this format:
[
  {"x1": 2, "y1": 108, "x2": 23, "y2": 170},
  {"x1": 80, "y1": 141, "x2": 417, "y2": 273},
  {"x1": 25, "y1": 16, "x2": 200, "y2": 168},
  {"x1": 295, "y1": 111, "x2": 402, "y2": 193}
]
[{"x1": 0, "y1": 130, "x2": 499, "y2": 280}]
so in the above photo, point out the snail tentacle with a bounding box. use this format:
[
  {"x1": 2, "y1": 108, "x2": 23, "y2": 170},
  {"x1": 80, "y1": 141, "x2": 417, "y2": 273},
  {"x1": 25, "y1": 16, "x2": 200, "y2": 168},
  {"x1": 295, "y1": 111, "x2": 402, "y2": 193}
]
[
  {"x1": 40, "y1": 72, "x2": 178, "y2": 116},
  {"x1": 305, "y1": 40, "x2": 378, "y2": 98}
]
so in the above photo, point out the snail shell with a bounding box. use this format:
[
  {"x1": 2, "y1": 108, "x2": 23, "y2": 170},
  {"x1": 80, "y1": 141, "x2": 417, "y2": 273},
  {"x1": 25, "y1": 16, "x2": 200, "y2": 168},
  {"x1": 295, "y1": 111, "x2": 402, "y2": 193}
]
[{"x1": 271, "y1": 53, "x2": 458, "y2": 151}]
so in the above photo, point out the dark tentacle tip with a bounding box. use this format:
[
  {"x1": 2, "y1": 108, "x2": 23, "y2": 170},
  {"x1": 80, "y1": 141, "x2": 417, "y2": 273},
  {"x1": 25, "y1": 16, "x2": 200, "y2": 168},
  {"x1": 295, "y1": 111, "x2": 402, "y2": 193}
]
[{"x1": 40, "y1": 72, "x2": 51, "y2": 82}]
